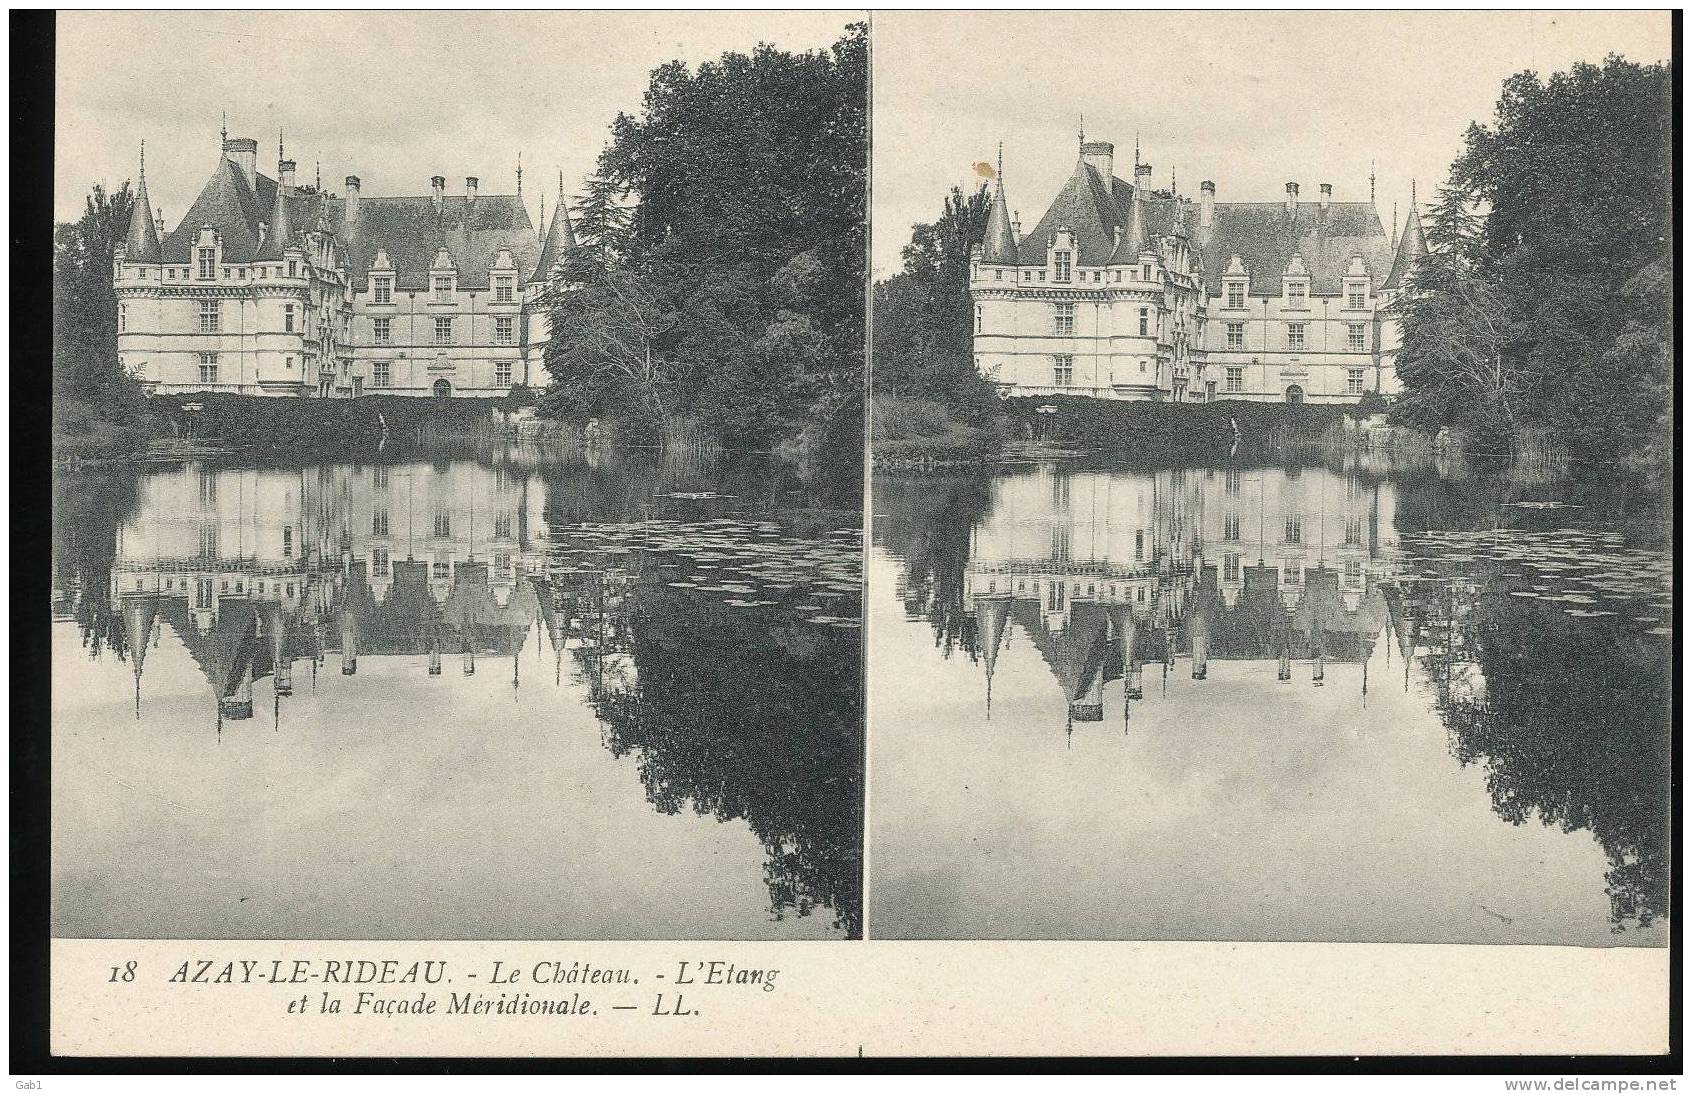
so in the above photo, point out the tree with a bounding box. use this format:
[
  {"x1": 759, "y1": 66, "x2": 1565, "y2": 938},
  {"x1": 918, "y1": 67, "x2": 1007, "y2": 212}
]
[
  {"x1": 544, "y1": 22, "x2": 866, "y2": 454},
  {"x1": 1399, "y1": 55, "x2": 1672, "y2": 485},
  {"x1": 541, "y1": 267, "x2": 679, "y2": 439},
  {"x1": 54, "y1": 181, "x2": 135, "y2": 399},
  {"x1": 871, "y1": 182, "x2": 995, "y2": 412}
]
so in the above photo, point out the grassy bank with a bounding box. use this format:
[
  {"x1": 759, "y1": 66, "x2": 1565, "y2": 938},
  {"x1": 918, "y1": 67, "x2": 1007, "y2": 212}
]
[
  {"x1": 870, "y1": 394, "x2": 1005, "y2": 466},
  {"x1": 151, "y1": 392, "x2": 519, "y2": 457}
]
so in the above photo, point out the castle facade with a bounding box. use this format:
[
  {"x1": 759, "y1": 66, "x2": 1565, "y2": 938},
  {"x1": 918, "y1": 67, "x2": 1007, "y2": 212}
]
[
  {"x1": 970, "y1": 138, "x2": 1427, "y2": 404},
  {"x1": 114, "y1": 131, "x2": 579, "y2": 398}
]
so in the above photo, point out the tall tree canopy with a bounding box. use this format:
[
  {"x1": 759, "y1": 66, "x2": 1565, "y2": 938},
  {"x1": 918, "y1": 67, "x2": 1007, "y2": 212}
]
[
  {"x1": 871, "y1": 182, "x2": 994, "y2": 407},
  {"x1": 544, "y1": 23, "x2": 866, "y2": 458},
  {"x1": 54, "y1": 181, "x2": 135, "y2": 399},
  {"x1": 1396, "y1": 55, "x2": 1672, "y2": 489}
]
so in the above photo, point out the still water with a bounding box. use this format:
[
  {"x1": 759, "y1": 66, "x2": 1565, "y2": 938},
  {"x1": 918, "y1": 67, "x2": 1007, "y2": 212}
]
[
  {"x1": 869, "y1": 453, "x2": 1670, "y2": 945},
  {"x1": 52, "y1": 449, "x2": 862, "y2": 939}
]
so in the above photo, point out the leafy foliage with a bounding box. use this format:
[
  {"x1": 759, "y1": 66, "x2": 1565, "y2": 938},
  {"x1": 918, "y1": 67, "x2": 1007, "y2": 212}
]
[
  {"x1": 1396, "y1": 55, "x2": 1672, "y2": 487},
  {"x1": 543, "y1": 23, "x2": 867, "y2": 462}
]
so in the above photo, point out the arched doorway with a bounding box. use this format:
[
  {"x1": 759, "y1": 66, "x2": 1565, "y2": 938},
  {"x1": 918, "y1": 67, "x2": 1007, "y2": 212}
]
[
  {"x1": 1285, "y1": 384, "x2": 1305, "y2": 404},
  {"x1": 433, "y1": 379, "x2": 451, "y2": 398}
]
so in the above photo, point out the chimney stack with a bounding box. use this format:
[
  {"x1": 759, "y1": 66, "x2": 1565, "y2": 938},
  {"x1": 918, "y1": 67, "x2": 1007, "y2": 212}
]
[
  {"x1": 1319, "y1": 182, "x2": 1332, "y2": 211},
  {"x1": 224, "y1": 137, "x2": 258, "y2": 187},
  {"x1": 465, "y1": 176, "x2": 478, "y2": 203},
  {"x1": 155, "y1": 209, "x2": 165, "y2": 236},
  {"x1": 1135, "y1": 163, "x2": 1154, "y2": 190},
  {"x1": 1011, "y1": 211, "x2": 1022, "y2": 243},
  {"x1": 279, "y1": 159, "x2": 296, "y2": 190},
  {"x1": 1080, "y1": 140, "x2": 1115, "y2": 183},
  {"x1": 344, "y1": 176, "x2": 360, "y2": 224},
  {"x1": 431, "y1": 175, "x2": 446, "y2": 209},
  {"x1": 1199, "y1": 180, "x2": 1216, "y2": 231},
  {"x1": 1285, "y1": 181, "x2": 1300, "y2": 216}
]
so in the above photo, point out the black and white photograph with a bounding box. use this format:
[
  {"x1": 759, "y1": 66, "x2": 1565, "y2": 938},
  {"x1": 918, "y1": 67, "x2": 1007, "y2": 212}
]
[
  {"x1": 868, "y1": 11, "x2": 1674, "y2": 946},
  {"x1": 49, "y1": 10, "x2": 868, "y2": 943}
]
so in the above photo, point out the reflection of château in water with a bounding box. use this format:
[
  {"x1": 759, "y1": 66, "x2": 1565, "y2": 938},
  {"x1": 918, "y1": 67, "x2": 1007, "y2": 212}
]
[
  {"x1": 963, "y1": 462, "x2": 1406, "y2": 725},
  {"x1": 108, "y1": 460, "x2": 620, "y2": 727}
]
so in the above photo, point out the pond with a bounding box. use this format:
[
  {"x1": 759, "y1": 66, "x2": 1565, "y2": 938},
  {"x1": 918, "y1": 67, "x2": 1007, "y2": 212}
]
[
  {"x1": 868, "y1": 451, "x2": 1670, "y2": 945},
  {"x1": 51, "y1": 448, "x2": 863, "y2": 940}
]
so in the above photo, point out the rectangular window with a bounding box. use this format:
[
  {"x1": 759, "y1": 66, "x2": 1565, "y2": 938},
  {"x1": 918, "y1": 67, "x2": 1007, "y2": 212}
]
[
  {"x1": 994, "y1": 269, "x2": 1003, "y2": 281},
  {"x1": 1284, "y1": 515, "x2": 1303, "y2": 544},
  {"x1": 1113, "y1": 271, "x2": 1121, "y2": 283},
  {"x1": 1287, "y1": 322, "x2": 1306, "y2": 351},
  {"x1": 283, "y1": 303, "x2": 295, "y2": 333},
  {"x1": 1226, "y1": 366, "x2": 1244, "y2": 393},
  {"x1": 284, "y1": 355, "x2": 293, "y2": 372},
  {"x1": 372, "y1": 465, "x2": 389, "y2": 489},
  {"x1": 198, "y1": 353, "x2": 218, "y2": 384},
  {"x1": 1345, "y1": 517, "x2": 1364, "y2": 546},
  {"x1": 371, "y1": 507, "x2": 389, "y2": 536},
  {"x1": 372, "y1": 548, "x2": 390, "y2": 578},
  {"x1": 1226, "y1": 282, "x2": 1245, "y2": 309},
  {"x1": 198, "y1": 299, "x2": 220, "y2": 333},
  {"x1": 1287, "y1": 282, "x2": 1307, "y2": 307},
  {"x1": 495, "y1": 553, "x2": 513, "y2": 578},
  {"x1": 495, "y1": 361, "x2": 513, "y2": 386},
  {"x1": 372, "y1": 361, "x2": 391, "y2": 388},
  {"x1": 434, "y1": 317, "x2": 452, "y2": 345},
  {"x1": 1138, "y1": 308, "x2": 1150, "y2": 337},
  {"x1": 1022, "y1": 270, "x2": 1031, "y2": 282},
  {"x1": 495, "y1": 512, "x2": 513, "y2": 539},
  {"x1": 494, "y1": 276, "x2": 514, "y2": 304},
  {"x1": 197, "y1": 248, "x2": 215, "y2": 279},
  {"x1": 433, "y1": 276, "x2": 452, "y2": 301},
  {"x1": 1222, "y1": 511, "x2": 1244, "y2": 542},
  {"x1": 495, "y1": 316, "x2": 514, "y2": 345},
  {"x1": 282, "y1": 526, "x2": 293, "y2": 558},
  {"x1": 1348, "y1": 283, "x2": 1366, "y2": 309},
  {"x1": 1140, "y1": 263, "x2": 1152, "y2": 281},
  {"x1": 374, "y1": 317, "x2": 391, "y2": 345},
  {"x1": 1052, "y1": 302, "x2": 1075, "y2": 336},
  {"x1": 1052, "y1": 354, "x2": 1073, "y2": 386},
  {"x1": 1348, "y1": 323, "x2": 1366, "y2": 352},
  {"x1": 974, "y1": 304, "x2": 982, "y2": 334},
  {"x1": 1053, "y1": 251, "x2": 1071, "y2": 283},
  {"x1": 287, "y1": 260, "x2": 297, "y2": 278},
  {"x1": 1223, "y1": 554, "x2": 1241, "y2": 583},
  {"x1": 432, "y1": 507, "x2": 451, "y2": 538},
  {"x1": 197, "y1": 524, "x2": 218, "y2": 559},
  {"x1": 1226, "y1": 322, "x2": 1244, "y2": 351},
  {"x1": 373, "y1": 277, "x2": 392, "y2": 304},
  {"x1": 1347, "y1": 367, "x2": 1366, "y2": 395}
]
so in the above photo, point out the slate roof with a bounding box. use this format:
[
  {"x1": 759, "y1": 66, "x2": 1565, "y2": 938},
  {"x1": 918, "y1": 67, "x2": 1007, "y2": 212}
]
[
  {"x1": 533, "y1": 202, "x2": 578, "y2": 278},
  {"x1": 981, "y1": 181, "x2": 1018, "y2": 263},
  {"x1": 1007, "y1": 154, "x2": 1396, "y2": 293},
  {"x1": 124, "y1": 167, "x2": 163, "y2": 262},
  {"x1": 1198, "y1": 201, "x2": 1395, "y2": 294},
  {"x1": 160, "y1": 154, "x2": 541, "y2": 289},
  {"x1": 1382, "y1": 202, "x2": 1427, "y2": 290}
]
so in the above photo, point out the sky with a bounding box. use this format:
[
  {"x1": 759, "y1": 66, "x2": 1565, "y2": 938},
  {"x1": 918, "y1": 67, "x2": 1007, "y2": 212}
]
[
  {"x1": 55, "y1": 10, "x2": 860, "y2": 228},
  {"x1": 871, "y1": 10, "x2": 1672, "y2": 276}
]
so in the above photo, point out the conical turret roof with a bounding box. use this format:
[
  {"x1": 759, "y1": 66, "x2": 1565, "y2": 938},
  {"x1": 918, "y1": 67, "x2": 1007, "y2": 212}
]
[
  {"x1": 255, "y1": 170, "x2": 294, "y2": 261},
  {"x1": 533, "y1": 174, "x2": 577, "y2": 278},
  {"x1": 123, "y1": 144, "x2": 163, "y2": 263},
  {"x1": 981, "y1": 148, "x2": 1018, "y2": 264},
  {"x1": 1383, "y1": 194, "x2": 1428, "y2": 289}
]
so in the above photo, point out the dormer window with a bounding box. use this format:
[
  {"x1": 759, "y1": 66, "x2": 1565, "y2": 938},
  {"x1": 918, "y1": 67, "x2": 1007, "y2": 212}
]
[
  {"x1": 1346, "y1": 280, "x2": 1366, "y2": 309},
  {"x1": 1287, "y1": 281, "x2": 1307, "y2": 307},
  {"x1": 373, "y1": 276, "x2": 392, "y2": 305},
  {"x1": 1053, "y1": 251, "x2": 1072, "y2": 283},
  {"x1": 197, "y1": 248, "x2": 215, "y2": 280},
  {"x1": 1141, "y1": 263, "x2": 1152, "y2": 282},
  {"x1": 494, "y1": 275, "x2": 515, "y2": 304},
  {"x1": 287, "y1": 260, "x2": 298, "y2": 278},
  {"x1": 433, "y1": 275, "x2": 453, "y2": 301},
  {"x1": 1226, "y1": 281, "x2": 1246, "y2": 309}
]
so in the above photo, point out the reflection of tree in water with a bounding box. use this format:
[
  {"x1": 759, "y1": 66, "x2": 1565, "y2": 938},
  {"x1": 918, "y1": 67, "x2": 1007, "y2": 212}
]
[
  {"x1": 1403, "y1": 578, "x2": 1670, "y2": 931},
  {"x1": 52, "y1": 470, "x2": 142, "y2": 662},
  {"x1": 580, "y1": 563, "x2": 863, "y2": 938},
  {"x1": 873, "y1": 474, "x2": 991, "y2": 659}
]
